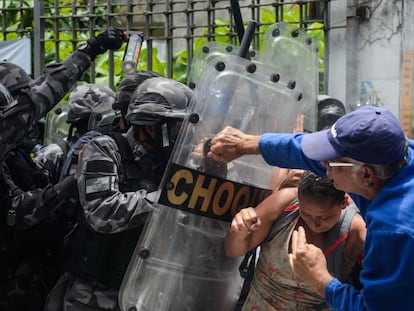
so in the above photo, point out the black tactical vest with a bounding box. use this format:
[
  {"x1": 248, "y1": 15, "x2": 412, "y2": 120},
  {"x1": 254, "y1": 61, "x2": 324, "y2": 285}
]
[{"x1": 69, "y1": 133, "x2": 162, "y2": 289}]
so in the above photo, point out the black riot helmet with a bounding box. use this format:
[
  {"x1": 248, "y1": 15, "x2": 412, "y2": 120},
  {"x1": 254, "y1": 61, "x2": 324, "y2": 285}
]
[
  {"x1": 0, "y1": 83, "x2": 16, "y2": 109},
  {"x1": 66, "y1": 83, "x2": 116, "y2": 137},
  {"x1": 114, "y1": 71, "x2": 163, "y2": 118},
  {"x1": 0, "y1": 62, "x2": 32, "y2": 97},
  {"x1": 317, "y1": 95, "x2": 346, "y2": 130},
  {"x1": 126, "y1": 76, "x2": 192, "y2": 151}
]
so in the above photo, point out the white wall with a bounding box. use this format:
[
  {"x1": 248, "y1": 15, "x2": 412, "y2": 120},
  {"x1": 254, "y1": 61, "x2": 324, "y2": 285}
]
[{"x1": 327, "y1": 0, "x2": 408, "y2": 121}]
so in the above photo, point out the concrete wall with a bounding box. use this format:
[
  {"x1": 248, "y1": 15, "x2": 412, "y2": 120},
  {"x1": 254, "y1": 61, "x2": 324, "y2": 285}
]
[{"x1": 326, "y1": 0, "x2": 414, "y2": 136}]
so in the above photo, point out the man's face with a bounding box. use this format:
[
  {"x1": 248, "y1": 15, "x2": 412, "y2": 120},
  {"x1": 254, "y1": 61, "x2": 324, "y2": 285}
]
[
  {"x1": 321, "y1": 157, "x2": 359, "y2": 193},
  {"x1": 133, "y1": 119, "x2": 183, "y2": 153},
  {"x1": 133, "y1": 125, "x2": 155, "y2": 151},
  {"x1": 168, "y1": 120, "x2": 183, "y2": 145}
]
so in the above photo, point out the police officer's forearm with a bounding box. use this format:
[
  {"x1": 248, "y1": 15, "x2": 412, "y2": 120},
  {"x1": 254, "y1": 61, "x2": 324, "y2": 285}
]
[
  {"x1": 79, "y1": 187, "x2": 154, "y2": 234},
  {"x1": 28, "y1": 51, "x2": 91, "y2": 120},
  {"x1": 54, "y1": 175, "x2": 78, "y2": 198},
  {"x1": 12, "y1": 177, "x2": 77, "y2": 228}
]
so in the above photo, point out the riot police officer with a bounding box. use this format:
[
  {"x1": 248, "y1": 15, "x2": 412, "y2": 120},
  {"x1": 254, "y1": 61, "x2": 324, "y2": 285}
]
[
  {"x1": 0, "y1": 27, "x2": 125, "y2": 311},
  {"x1": 316, "y1": 95, "x2": 346, "y2": 130},
  {"x1": 111, "y1": 70, "x2": 162, "y2": 133},
  {"x1": 0, "y1": 79, "x2": 76, "y2": 311},
  {"x1": 0, "y1": 27, "x2": 125, "y2": 164},
  {"x1": 34, "y1": 83, "x2": 117, "y2": 184},
  {"x1": 29, "y1": 84, "x2": 118, "y2": 265},
  {"x1": 44, "y1": 76, "x2": 192, "y2": 311}
]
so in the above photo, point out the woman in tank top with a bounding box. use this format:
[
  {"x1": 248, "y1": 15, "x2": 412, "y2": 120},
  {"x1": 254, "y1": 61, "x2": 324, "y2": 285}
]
[{"x1": 225, "y1": 171, "x2": 366, "y2": 311}]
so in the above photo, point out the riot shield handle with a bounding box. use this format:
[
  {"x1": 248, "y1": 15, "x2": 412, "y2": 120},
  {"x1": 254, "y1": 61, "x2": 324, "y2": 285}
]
[{"x1": 238, "y1": 20, "x2": 257, "y2": 59}]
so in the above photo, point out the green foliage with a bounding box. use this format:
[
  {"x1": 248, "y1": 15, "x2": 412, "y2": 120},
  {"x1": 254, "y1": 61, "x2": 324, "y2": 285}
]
[
  {"x1": 1, "y1": 1, "x2": 325, "y2": 89},
  {"x1": 0, "y1": 0, "x2": 33, "y2": 39},
  {"x1": 172, "y1": 49, "x2": 189, "y2": 83},
  {"x1": 213, "y1": 18, "x2": 236, "y2": 43},
  {"x1": 137, "y1": 47, "x2": 168, "y2": 78}
]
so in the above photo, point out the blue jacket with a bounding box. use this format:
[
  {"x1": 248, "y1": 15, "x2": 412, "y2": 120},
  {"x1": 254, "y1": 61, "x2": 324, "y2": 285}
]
[{"x1": 258, "y1": 133, "x2": 414, "y2": 311}]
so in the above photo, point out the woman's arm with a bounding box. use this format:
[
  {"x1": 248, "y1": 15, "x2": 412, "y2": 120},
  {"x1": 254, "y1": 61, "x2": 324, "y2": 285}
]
[
  {"x1": 344, "y1": 213, "x2": 366, "y2": 261},
  {"x1": 225, "y1": 187, "x2": 297, "y2": 257}
]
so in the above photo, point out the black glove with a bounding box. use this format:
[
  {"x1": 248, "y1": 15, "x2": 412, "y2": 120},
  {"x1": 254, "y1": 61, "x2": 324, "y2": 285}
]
[{"x1": 79, "y1": 27, "x2": 125, "y2": 60}]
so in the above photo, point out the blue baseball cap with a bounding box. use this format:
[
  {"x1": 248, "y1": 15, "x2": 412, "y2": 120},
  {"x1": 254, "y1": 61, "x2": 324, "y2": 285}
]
[{"x1": 302, "y1": 106, "x2": 406, "y2": 164}]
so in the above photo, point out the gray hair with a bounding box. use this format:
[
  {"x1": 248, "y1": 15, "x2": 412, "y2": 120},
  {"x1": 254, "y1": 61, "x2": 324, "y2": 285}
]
[{"x1": 351, "y1": 139, "x2": 408, "y2": 179}]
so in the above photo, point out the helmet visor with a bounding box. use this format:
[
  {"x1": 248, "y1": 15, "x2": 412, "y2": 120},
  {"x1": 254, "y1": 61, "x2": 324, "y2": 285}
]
[{"x1": 0, "y1": 83, "x2": 17, "y2": 109}]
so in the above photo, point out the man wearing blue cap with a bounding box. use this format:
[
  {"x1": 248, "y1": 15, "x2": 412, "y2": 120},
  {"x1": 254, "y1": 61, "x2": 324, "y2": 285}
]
[{"x1": 208, "y1": 105, "x2": 413, "y2": 311}]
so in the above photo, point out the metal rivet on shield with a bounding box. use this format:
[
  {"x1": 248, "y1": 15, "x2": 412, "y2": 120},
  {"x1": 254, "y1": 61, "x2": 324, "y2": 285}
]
[
  {"x1": 166, "y1": 181, "x2": 174, "y2": 190},
  {"x1": 226, "y1": 45, "x2": 233, "y2": 52},
  {"x1": 215, "y1": 61, "x2": 226, "y2": 72},
  {"x1": 138, "y1": 247, "x2": 150, "y2": 259},
  {"x1": 202, "y1": 46, "x2": 210, "y2": 53},
  {"x1": 54, "y1": 108, "x2": 62, "y2": 114},
  {"x1": 189, "y1": 113, "x2": 199, "y2": 124},
  {"x1": 188, "y1": 112, "x2": 200, "y2": 124},
  {"x1": 287, "y1": 80, "x2": 296, "y2": 89},
  {"x1": 270, "y1": 73, "x2": 280, "y2": 83},
  {"x1": 189, "y1": 82, "x2": 196, "y2": 89},
  {"x1": 272, "y1": 28, "x2": 280, "y2": 37},
  {"x1": 249, "y1": 50, "x2": 256, "y2": 58},
  {"x1": 246, "y1": 63, "x2": 256, "y2": 73},
  {"x1": 306, "y1": 38, "x2": 312, "y2": 45},
  {"x1": 291, "y1": 29, "x2": 299, "y2": 38}
]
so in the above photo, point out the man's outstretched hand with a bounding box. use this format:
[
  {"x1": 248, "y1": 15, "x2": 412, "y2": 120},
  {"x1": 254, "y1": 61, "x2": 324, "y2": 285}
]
[
  {"x1": 208, "y1": 126, "x2": 260, "y2": 163},
  {"x1": 289, "y1": 226, "x2": 333, "y2": 297}
]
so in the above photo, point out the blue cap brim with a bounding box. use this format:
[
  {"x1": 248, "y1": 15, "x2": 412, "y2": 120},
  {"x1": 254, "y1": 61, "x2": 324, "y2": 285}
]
[{"x1": 301, "y1": 129, "x2": 343, "y2": 161}]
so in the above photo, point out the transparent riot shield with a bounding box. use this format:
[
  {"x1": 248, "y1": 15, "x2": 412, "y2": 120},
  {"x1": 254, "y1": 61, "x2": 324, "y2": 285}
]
[
  {"x1": 188, "y1": 41, "x2": 258, "y2": 87},
  {"x1": 43, "y1": 101, "x2": 69, "y2": 145},
  {"x1": 119, "y1": 49, "x2": 309, "y2": 311},
  {"x1": 261, "y1": 22, "x2": 319, "y2": 132}
]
